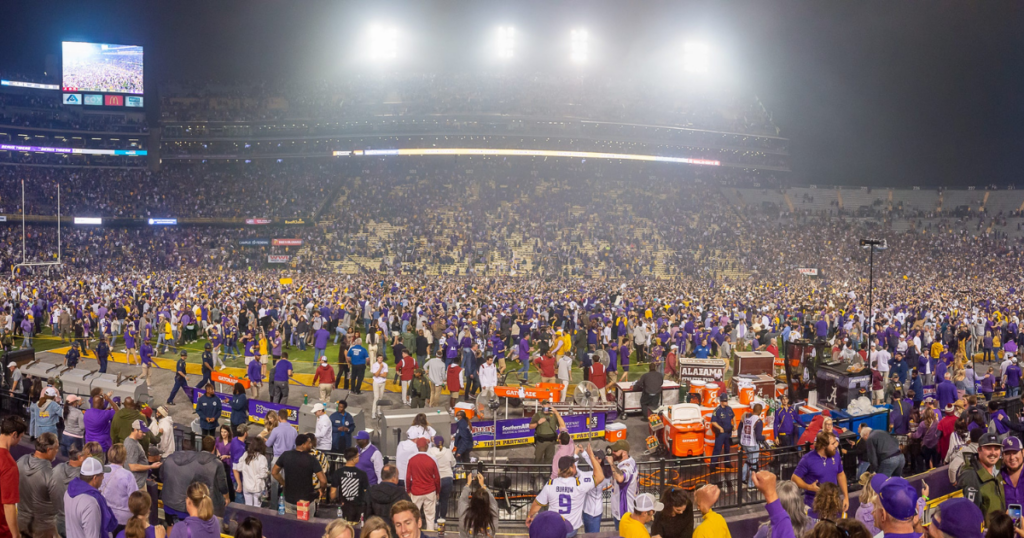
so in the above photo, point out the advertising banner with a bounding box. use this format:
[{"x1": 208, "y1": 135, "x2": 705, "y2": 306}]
[
  {"x1": 191, "y1": 389, "x2": 298, "y2": 425},
  {"x1": 238, "y1": 238, "x2": 270, "y2": 246},
  {"x1": 268, "y1": 255, "x2": 291, "y2": 263},
  {"x1": 245, "y1": 218, "x2": 272, "y2": 225},
  {"x1": 147, "y1": 218, "x2": 177, "y2": 225},
  {"x1": 272, "y1": 238, "x2": 303, "y2": 246},
  {"x1": 798, "y1": 268, "x2": 819, "y2": 276},
  {"x1": 104, "y1": 95, "x2": 124, "y2": 106},
  {"x1": 62, "y1": 93, "x2": 82, "y2": 105},
  {"x1": 125, "y1": 96, "x2": 144, "y2": 107},
  {"x1": 84, "y1": 94, "x2": 103, "y2": 106},
  {"x1": 456, "y1": 412, "x2": 606, "y2": 448},
  {"x1": 283, "y1": 219, "x2": 306, "y2": 225},
  {"x1": 211, "y1": 371, "x2": 250, "y2": 389}
]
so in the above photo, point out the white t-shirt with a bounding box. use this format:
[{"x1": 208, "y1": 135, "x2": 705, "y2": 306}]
[
  {"x1": 535, "y1": 472, "x2": 595, "y2": 530},
  {"x1": 372, "y1": 362, "x2": 389, "y2": 385}
]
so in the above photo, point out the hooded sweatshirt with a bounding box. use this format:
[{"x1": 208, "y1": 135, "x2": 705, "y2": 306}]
[
  {"x1": 52, "y1": 462, "x2": 82, "y2": 532},
  {"x1": 367, "y1": 481, "x2": 411, "y2": 536},
  {"x1": 160, "y1": 450, "x2": 230, "y2": 517},
  {"x1": 17, "y1": 454, "x2": 63, "y2": 531},
  {"x1": 168, "y1": 516, "x2": 221, "y2": 538}
]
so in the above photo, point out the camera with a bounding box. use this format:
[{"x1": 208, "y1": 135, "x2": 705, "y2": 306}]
[{"x1": 605, "y1": 447, "x2": 614, "y2": 458}]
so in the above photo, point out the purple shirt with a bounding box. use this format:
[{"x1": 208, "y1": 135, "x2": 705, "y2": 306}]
[
  {"x1": 274, "y1": 359, "x2": 292, "y2": 382},
  {"x1": 314, "y1": 328, "x2": 330, "y2": 349},
  {"x1": 83, "y1": 408, "x2": 116, "y2": 452},
  {"x1": 792, "y1": 450, "x2": 843, "y2": 513},
  {"x1": 247, "y1": 359, "x2": 263, "y2": 383}
]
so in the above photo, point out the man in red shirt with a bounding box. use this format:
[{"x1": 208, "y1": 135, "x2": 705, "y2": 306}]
[
  {"x1": 937, "y1": 403, "x2": 958, "y2": 460},
  {"x1": 534, "y1": 353, "x2": 557, "y2": 384},
  {"x1": 589, "y1": 359, "x2": 607, "y2": 401},
  {"x1": 398, "y1": 350, "x2": 417, "y2": 406},
  {"x1": 0, "y1": 416, "x2": 27, "y2": 538},
  {"x1": 405, "y1": 438, "x2": 440, "y2": 531},
  {"x1": 312, "y1": 358, "x2": 336, "y2": 402}
]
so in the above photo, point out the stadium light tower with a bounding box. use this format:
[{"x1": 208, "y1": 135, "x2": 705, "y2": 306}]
[
  {"x1": 366, "y1": 24, "x2": 399, "y2": 61},
  {"x1": 682, "y1": 42, "x2": 709, "y2": 74},
  {"x1": 496, "y1": 26, "x2": 515, "y2": 59},
  {"x1": 570, "y1": 28, "x2": 589, "y2": 64}
]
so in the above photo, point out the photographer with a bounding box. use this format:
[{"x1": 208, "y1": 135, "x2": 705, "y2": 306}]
[{"x1": 458, "y1": 471, "x2": 498, "y2": 538}]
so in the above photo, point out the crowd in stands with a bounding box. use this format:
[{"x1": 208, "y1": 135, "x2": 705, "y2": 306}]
[
  {"x1": 159, "y1": 74, "x2": 779, "y2": 136},
  {"x1": 0, "y1": 162, "x2": 343, "y2": 219}
]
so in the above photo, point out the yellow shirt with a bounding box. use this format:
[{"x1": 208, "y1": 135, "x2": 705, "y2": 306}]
[
  {"x1": 693, "y1": 510, "x2": 731, "y2": 538},
  {"x1": 618, "y1": 513, "x2": 651, "y2": 538},
  {"x1": 931, "y1": 341, "x2": 943, "y2": 359}
]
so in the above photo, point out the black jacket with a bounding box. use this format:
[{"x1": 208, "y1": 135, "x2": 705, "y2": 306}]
[{"x1": 367, "y1": 482, "x2": 410, "y2": 535}]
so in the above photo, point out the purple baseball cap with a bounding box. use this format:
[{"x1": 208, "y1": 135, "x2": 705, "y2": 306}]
[
  {"x1": 933, "y1": 498, "x2": 984, "y2": 538},
  {"x1": 877, "y1": 477, "x2": 919, "y2": 521},
  {"x1": 529, "y1": 511, "x2": 573, "y2": 538},
  {"x1": 1004, "y1": 437, "x2": 1023, "y2": 452}
]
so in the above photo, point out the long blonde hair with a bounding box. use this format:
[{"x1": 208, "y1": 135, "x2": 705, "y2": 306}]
[
  {"x1": 264, "y1": 411, "x2": 279, "y2": 432},
  {"x1": 125, "y1": 491, "x2": 152, "y2": 538},
  {"x1": 186, "y1": 482, "x2": 214, "y2": 521}
]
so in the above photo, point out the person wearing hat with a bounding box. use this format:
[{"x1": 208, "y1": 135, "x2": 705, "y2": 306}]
[
  {"x1": 1001, "y1": 436, "x2": 1024, "y2": 509},
  {"x1": 64, "y1": 341, "x2": 81, "y2": 369},
  {"x1": 405, "y1": 437, "x2": 441, "y2": 530},
  {"x1": 605, "y1": 439, "x2": 639, "y2": 526},
  {"x1": 937, "y1": 402, "x2": 960, "y2": 461},
  {"x1": 927, "y1": 497, "x2": 984, "y2": 538},
  {"x1": 616, "y1": 492, "x2": 663, "y2": 538},
  {"x1": 313, "y1": 403, "x2": 332, "y2": 451},
  {"x1": 527, "y1": 445, "x2": 605, "y2": 536},
  {"x1": 150, "y1": 406, "x2": 175, "y2": 459},
  {"x1": 1005, "y1": 357, "x2": 1022, "y2": 398},
  {"x1": 125, "y1": 420, "x2": 162, "y2": 489},
  {"x1": 95, "y1": 336, "x2": 110, "y2": 374},
  {"x1": 408, "y1": 368, "x2": 430, "y2": 409},
  {"x1": 199, "y1": 343, "x2": 214, "y2": 390},
  {"x1": 64, "y1": 457, "x2": 118, "y2": 538},
  {"x1": 355, "y1": 430, "x2": 384, "y2": 486},
  {"x1": 528, "y1": 510, "x2": 573, "y2": 538},
  {"x1": 312, "y1": 358, "x2": 336, "y2": 403},
  {"x1": 869, "y1": 476, "x2": 920, "y2": 538},
  {"x1": 167, "y1": 350, "x2": 190, "y2": 406},
  {"x1": 329, "y1": 446, "x2": 369, "y2": 524},
  {"x1": 427, "y1": 435, "x2": 456, "y2": 527},
  {"x1": 957, "y1": 432, "x2": 1006, "y2": 516}
]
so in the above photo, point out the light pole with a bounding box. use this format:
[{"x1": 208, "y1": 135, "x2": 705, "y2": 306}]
[{"x1": 859, "y1": 239, "x2": 887, "y2": 349}]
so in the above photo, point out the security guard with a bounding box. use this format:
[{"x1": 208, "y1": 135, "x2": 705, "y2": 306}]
[
  {"x1": 199, "y1": 342, "x2": 214, "y2": 389},
  {"x1": 330, "y1": 400, "x2": 356, "y2": 452},
  {"x1": 167, "y1": 350, "x2": 189, "y2": 405},
  {"x1": 711, "y1": 396, "x2": 735, "y2": 470},
  {"x1": 889, "y1": 390, "x2": 913, "y2": 440},
  {"x1": 64, "y1": 342, "x2": 80, "y2": 369}
]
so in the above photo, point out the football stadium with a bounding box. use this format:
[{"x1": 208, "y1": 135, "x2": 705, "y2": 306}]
[{"x1": 0, "y1": 2, "x2": 1022, "y2": 537}]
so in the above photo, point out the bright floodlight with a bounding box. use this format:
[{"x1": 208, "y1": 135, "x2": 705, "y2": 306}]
[
  {"x1": 683, "y1": 42, "x2": 709, "y2": 73},
  {"x1": 570, "y1": 28, "x2": 589, "y2": 64},
  {"x1": 497, "y1": 26, "x2": 515, "y2": 59},
  {"x1": 367, "y1": 24, "x2": 398, "y2": 61}
]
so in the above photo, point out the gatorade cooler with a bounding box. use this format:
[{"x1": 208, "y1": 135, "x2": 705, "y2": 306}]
[
  {"x1": 454, "y1": 402, "x2": 476, "y2": 420},
  {"x1": 605, "y1": 422, "x2": 627, "y2": 443},
  {"x1": 729, "y1": 400, "x2": 750, "y2": 431},
  {"x1": 737, "y1": 379, "x2": 755, "y2": 405},
  {"x1": 702, "y1": 382, "x2": 721, "y2": 407},
  {"x1": 664, "y1": 404, "x2": 704, "y2": 457},
  {"x1": 539, "y1": 382, "x2": 565, "y2": 403},
  {"x1": 688, "y1": 380, "x2": 706, "y2": 405}
]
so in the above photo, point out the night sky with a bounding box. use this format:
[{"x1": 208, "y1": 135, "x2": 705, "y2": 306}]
[{"x1": 2, "y1": 0, "x2": 1023, "y2": 188}]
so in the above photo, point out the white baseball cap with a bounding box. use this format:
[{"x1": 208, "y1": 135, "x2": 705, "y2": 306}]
[
  {"x1": 312, "y1": 403, "x2": 326, "y2": 413},
  {"x1": 80, "y1": 457, "x2": 111, "y2": 477},
  {"x1": 7, "y1": 362, "x2": 15, "y2": 368},
  {"x1": 634, "y1": 493, "x2": 664, "y2": 512}
]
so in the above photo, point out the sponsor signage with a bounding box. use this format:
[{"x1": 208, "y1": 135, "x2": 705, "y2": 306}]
[
  {"x1": 147, "y1": 218, "x2": 177, "y2": 225},
  {"x1": 83, "y1": 94, "x2": 103, "y2": 106},
  {"x1": 73, "y1": 217, "x2": 102, "y2": 225},
  {"x1": 125, "y1": 96, "x2": 144, "y2": 107},
  {"x1": 245, "y1": 218, "x2": 272, "y2": 225},
  {"x1": 210, "y1": 371, "x2": 250, "y2": 389},
  {"x1": 0, "y1": 144, "x2": 146, "y2": 156},
  {"x1": 797, "y1": 268, "x2": 819, "y2": 276},
  {"x1": 238, "y1": 238, "x2": 270, "y2": 246},
  {"x1": 272, "y1": 238, "x2": 303, "y2": 246},
  {"x1": 191, "y1": 389, "x2": 297, "y2": 425},
  {"x1": 2, "y1": 80, "x2": 60, "y2": 90},
  {"x1": 283, "y1": 219, "x2": 306, "y2": 225},
  {"x1": 0, "y1": 216, "x2": 6, "y2": 222},
  {"x1": 676, "y1": 358, "x2": 728, "y2": 383},
  {"x1": 456, "y1": 412, "x2": 606, "y2": 449},
  {"x1": 104, "y1": 95, "x2": 124, "y2": 106},
  {"x1": 62, "y1": 93, "x2": 82, "y2": 105},
  {"x1": 267, "y1": 255, "x2": 291, "y2": 263}
]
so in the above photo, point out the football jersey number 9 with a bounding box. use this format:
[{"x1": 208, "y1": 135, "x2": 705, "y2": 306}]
[{"x1": 558, "y1": 494, "x2": 571, "y2": 515}]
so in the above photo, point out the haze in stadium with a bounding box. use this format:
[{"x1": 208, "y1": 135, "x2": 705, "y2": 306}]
[{"x1": 1, "y1": 1, "x2": 1023, "y2": 537}]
